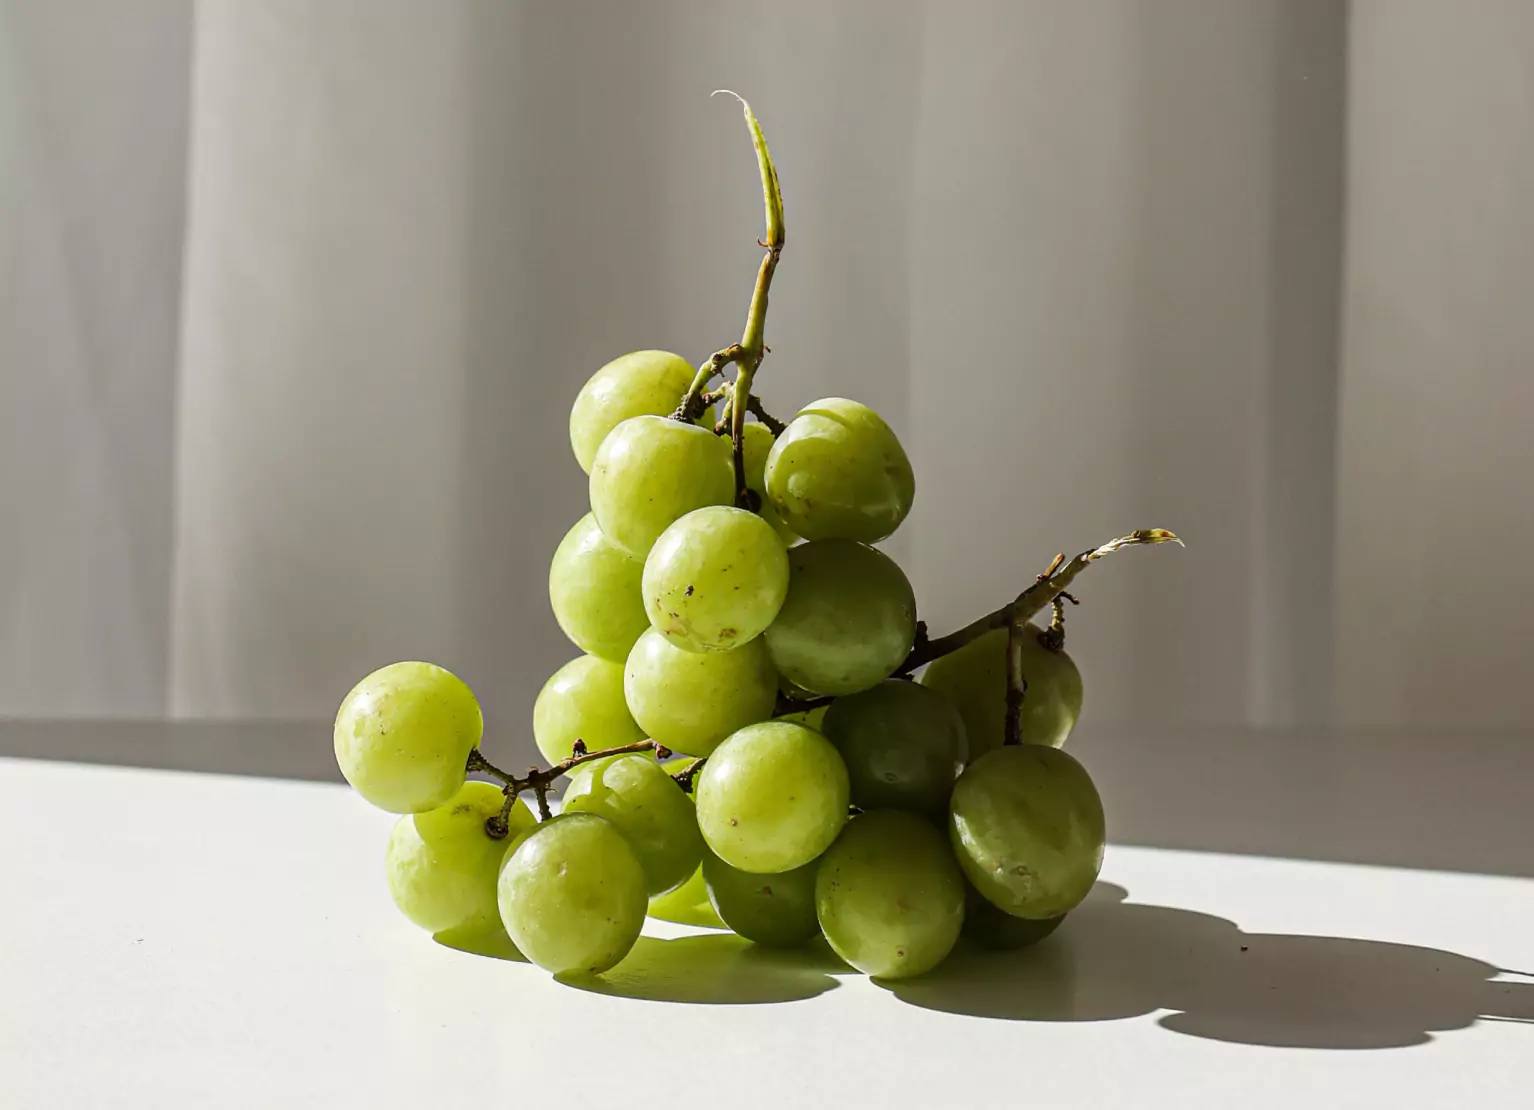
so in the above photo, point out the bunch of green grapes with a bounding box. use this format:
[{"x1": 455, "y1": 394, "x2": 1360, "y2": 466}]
[{"x1": 330, "y1": 97, "x2": 1170, "y2": 986}]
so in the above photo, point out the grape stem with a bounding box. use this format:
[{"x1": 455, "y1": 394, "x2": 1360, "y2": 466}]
[
  {"x1": 1002, "y1": 621, "x2": 1029, "y2": 747},
  {"x1": 773, "y1": 691, "x2": 835, "y2": 717},
  {"x1": 669, "y1": 757, "x2": 707, "y2": 793},
  {"x1": 744, "y1": 394, "x2": 786, "y2": 436},
  {"x1": 467, "y1": 740, "x2": 664, "y2": 839},
  {"x1": 900, "y1": 529, "x2": 1183, "y2": 673}
]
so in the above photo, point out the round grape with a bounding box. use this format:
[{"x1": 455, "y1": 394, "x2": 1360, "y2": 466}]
[
  {"x1": 920, "y1": 624, "x2": 1083, "y2": 755},
  {"x1": 590, "y1": 416, "x2": 734, "y2": 558},
  {"x1": 561, "y1": 754, "x2": 704, "y2": 896},
  {"x1": 533, "y1": 655, "x2": 646, "y2": 765},
  {"x1": 702, "y1": 849, "x2": 820, "y2": 947},
  {"x1": 385, "y1": 782, "x2": 534, "y2": 936},
  {"x1": 623, "y1": 627, "x2": 777, "y2": 756},
  {"x1": 764, "y1": 540, "x2": 916, "y2": 696},
  {"x1": 963, "y1": 883, "x2": 1066, "y2": 951},
  {"x1": 764, "y1": 398, "x2": 914, "y2": 543},
  {"x1": 949, "y1": 745, "x2": 1105, "y2": 919},
  {"x1": 498, "y1": 813, "x2": 648, "y2": 976},
  {"x1": 568, "y1": 349, "x2": 695, "y2": 474},
  {"x1": 694, "y1": 720, "x2": 849, "y2": 874},
  {"x1": 815, "y1": 809, "x2": 965, "y2": 979},
  {"x1": 741, "y1": 420, "x2": 798, "y2": 543},
  {"x1": 642, "y1": 506, "x2": 789, "y2": 653},
  {"x1": 822, "y1": 680, "x2": 966, "y2": 814},
  {"x1": 549, "y1": 513, "x2": 649, "y2": 663},
  {"x1": 334, "y1": 661, "x2": 483, "y2": 813}
]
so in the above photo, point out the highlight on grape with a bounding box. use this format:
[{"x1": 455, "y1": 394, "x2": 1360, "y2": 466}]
[{"x1": 333, "y1": 95, "x2": 1180, "y2": 982}]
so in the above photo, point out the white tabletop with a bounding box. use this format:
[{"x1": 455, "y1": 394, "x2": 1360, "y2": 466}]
[{"x1": 2, "y1": 731, "x2": 1531, "y2": 1109}]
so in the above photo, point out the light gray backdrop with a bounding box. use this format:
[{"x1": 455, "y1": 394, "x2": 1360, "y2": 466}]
[{"x1": 3, "y1": 1, "x2": 1531, "y2": 746}]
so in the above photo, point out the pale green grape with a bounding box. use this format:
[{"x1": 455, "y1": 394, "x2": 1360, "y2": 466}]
[
  {"x1": 590, "y1": 416, "x2": 734, "y2": 558},
  {"x1": 741, "y1": 421, "x2": 798, "y2": 543},
  {"x1": 642, "y1": 506, "x2": 789, "y2": 653},
  {"x1": 920, "y1": 624, "x2": 1083, "y2": 755},
  {"x1": 694, "y1": 720, "x2": 849, "y2": 873},
  {"x1": 549, "y1": 513, "x2": 649, "y2": 662},
  {"x1": 949, "y1": 745, "x2": 1105, "y2": 919},
  {"x1": 385, "y1": 782, "x2": 534, "y2": 935},
  {"x1": 702, "y1": 849, "x2": 820, "y2": 947},
  {"x1": 764, "y1": 398, "x2": 914, "y2": 543},
  {"x1": 334, "y1": 661, "x2": 482, "y2": 813},
  {"x1": 561, "y1": 754, "x2": 704, "y2": 896},
  {"x1": 776, "y1": 702, "x2": 829, "y2": 730},
  {"x1": 647, "y1": 864, "x2": 725, "y2": 928},
  {"x1": 815, "y1": 809, "x2": 965, "y2": 979},
  {"x1": 822, "y1": 680, "x2": 966, "y2": 814},
  {"x1": 498, "y1": 813, "x2": 648, "y2": 976},
  {"x1": 533, "y1": 655, "x2": 646, "y2": 765},
  {"x1": 623, "y1": 627, "x2": 777, "y2": 756},
  {"x1": 569, "y1": 350, "x2": 695, "y2": 474},
  {"x1": 764, "y1": 540, "x2": 916, "y2": 696},
  {"x1": 963, "y1": 883, "x2": 1066, "y2": 950}
]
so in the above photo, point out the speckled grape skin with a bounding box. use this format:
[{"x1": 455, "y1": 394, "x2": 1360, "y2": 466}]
[
  {"x1": 549, "y1": 513, "x2": 649, "y2": 663},
  {"x1": 590, "y1": 416, "x2": 735, "y2": 559},
  {"x1": 694, "y1": 721, "x2": 849, "y2": 874},
  {"x1": 702, "y1": 849, "x2": 821, "y2": 946},
  {"x1": 643, "y1": 506, "x2": 789, "y2": 653},
  {"x1": 949, "y1": 745, "x2": 1105, "y2": 919},
  {"x1": 568, "y1": 350, "x2": 696, "y2": 474},
  {"x1": 815, "y1": 810, "x2": 965, "y2": 979},
  {"x1": 623, "y1": 628, "x2": 777, "y2": 756},
  {"x1": 822, "y1": 680, "x2": 967, "y2": 814},
  {"x1": 385, "y1": 782, "x2": 534, "y2": 935},
  {"x1": 921, "y1": 624, "x2": 1083, "y2": 755},
  {"x1": 561, "y1": 754, "x2": 705, "y2": 896},
  {"x1": 532, "y1": 655, "x2": 647, "y2": 765},
  {"x1": 763, "y1": 540, "x2": 917, "y2": 696},
  {"x1": 333, "y1": 661, "x2": 483, "y2": 813},
  {"x1": 764, "y1": 398, "x2": 914, "y2": 543}
]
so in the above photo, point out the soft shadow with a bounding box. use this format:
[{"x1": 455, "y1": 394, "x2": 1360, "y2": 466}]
[
  {"x1": 562, "y1": 933, "x2": 842, "y2": 1005},
  {"x1": 884, "y1": 883, "x2": 1534, "y2": 1050},
  {"x1": 433, "y1": 927, "x2": 527, "y2": 963}
]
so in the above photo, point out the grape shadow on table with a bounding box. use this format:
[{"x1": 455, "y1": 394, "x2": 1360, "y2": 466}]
[
  {"x1": 556, "y1": 932, "x2": 850, "y2": 1005},
  {"x1": 882, "y1": 882, "x2": 1534, "y2": 1050}
]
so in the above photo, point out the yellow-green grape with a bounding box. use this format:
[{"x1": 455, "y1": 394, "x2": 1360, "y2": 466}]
[
  {"x1": 498, "y1": 813, "x2": 647, "y2": 976},
  {"x1": 549, "y1": 513, "x2": 649, "y2": 663},
  {"x1": 776, "y1": 702, "x2": 829, "y2": 730},
  {"x1": 949, "y1": 745, "x2": 1105, "y2": 919},
  {"x1": 568, "y1": 350, "x2": 695, "y2": 474},
  {"x1": 334, "y1": 661, "x2": 483, "y2": 813},
  {"x1": 741, "y1": 421, "x2": 798, "y2": 543},
  {"x1": 646, "y1": 864, "x2": 725, "y2": 928},
  {"x1": 533, "y1": 655, "x2": 646, "y2": 765},
  {"x1": 623, "y1": 627, "x2": 777, "y2": 756},
  {"x1": 694, "y1": 720, "x2": 849, "y2": 873},
  {"x1": 561, "y1": 754, "x2": 704, "y2": 896},
  {"x1": 821, "y1": 680, "x2": 966, "y2": 815},
  {"x1": 764, "y1": 398, "x2": 914, "y2": 543},
  {"x1": 764, "y1": 540, "x2": 916, "y2": 696},
  {"x1": 590, "y1": 416, "x2": 734, "y2": 558},
  {"x1": 815, "y1": 809, "x2": 965, "y2": 979},
  {"x1": 920, "y1": 624, "x2": 1083, "y2": 755},
  {"x1": 385, "y1": 782, "x2": 534, "y2": 936},
  {"x1": 963, "y1": 882, "x2": 1066, "y2": 950},
  {"x1": 702, "y1": 848, "x2": 820, "y2": 947},
  {"x1": 642, "y1": 506, "x2": 789, "y2": 653}
]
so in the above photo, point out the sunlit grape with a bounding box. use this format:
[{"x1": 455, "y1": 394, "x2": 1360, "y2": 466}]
[
  {"x1": 623, "y1": 627, "x2": 777, "y2": 756},
  {"x1": 642, "y1": 506, "x2": 789, "y2": 653},
  {"x1": 549, "y1": 513, "x2": 649, "y2": 663},
  {"x1": 590, "y1": 416, "x2": 735, "y2": 558},
  {"x1": 702, "y1": 848, "x2": 820, "y2": 947},
  {"x1": 561, "y1": 754, "x2": 704, "y2": 896},
  {"x1": 822, "y1": 680, "x2": 966, "y2": 814},
  {"x1": 569, "y1": 350, "x2": 696, "y2": 474},
  {"x1": 920, "y1": 624, "x2": 1083, "y2": 754},
  {"x1": 533, "y1": 655, "x2": 647, "y2": 765}
]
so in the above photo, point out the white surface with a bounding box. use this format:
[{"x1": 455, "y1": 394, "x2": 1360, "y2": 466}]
[{"x1": 2, "y1": 756, "x2": 1530, "y2": 1109}]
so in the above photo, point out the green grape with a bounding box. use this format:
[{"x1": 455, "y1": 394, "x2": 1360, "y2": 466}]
[
  {"x1": 568, "y1": 350, "x2": 696, "y2": 474},
  {"x1": 694, "y1": 720, "x2": 849, "y2": 873},
  {"x1": 963, "y1": 882, "x2": 1066, "y2": 950},
  {"x1": 776, "y1": 702, "x2": 829, "y2": 730},
  {"x1": 498, "y1": 813, "x2": 648, "y2": 976},
  {"x1": 642, "y1": 506, "x2": 789, "y2": 653},
  {"x1": 385, "y1": 782, "x2": 534, "y2": 935},
  {"x1": 821, "y1": 680, "x2": 966, "y2": 814},
  {"x1": 533, "y1": 655, "x2": 646, "y2": 765},
  {"x1": 590, "y1": 416, "x2": 734, "y2": 558},
  {"x1": 764, "y1": 398, "x2": 914, "y2": 543},
  {"x1": 764, "y1": 540, "x2": 916, "y2": 696},
  {"x1": 949, "y1": 745, "x2": 1105, "y2": 919},
  {"x1": 920, "y1": 624, "x2": 1083, "y2": 755},
  {"x1": 646, "y1": 864, "x2": 725, "y2": 928},
  {"x1": 623, "y1": 627, "x2": 777, "y2": 756},
  {"x1": 741, "y1": 421, "x2": 798, "y2": 543},
  {"x1": 815, "y1": 809, "x2": 965, "y2": 979},
  {"x1": 702, "y1": 848, "x2": 820, "y2": 947},
  {"x1": 549, "y1": 513, "x2": 649, "y2": 663},
  {"x1": 561, "y1": 754, "x2": 704, "y2": 896},
  {"x1": 334, "y1": 661, "x2": 483, "y2": 813}
]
